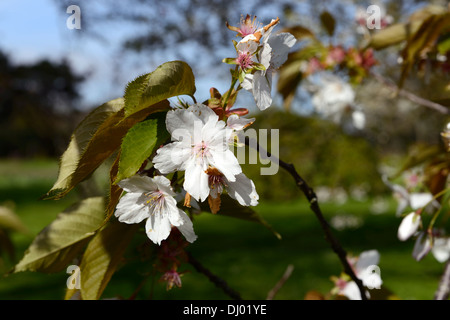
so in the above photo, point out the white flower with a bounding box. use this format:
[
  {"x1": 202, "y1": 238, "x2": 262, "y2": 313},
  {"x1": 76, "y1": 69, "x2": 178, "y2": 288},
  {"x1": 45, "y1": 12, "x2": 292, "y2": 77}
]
[
  {"x1": 335, "y1": 250, "x2": 382, "y2": 300},
  {"x1": 115, "y1": 175, "x2": 197, "y2": 245},
  {"x1": 397, "y1": 212, "x2": 421, "y2": 241},
  {"x1": 152, "y1": 104, "x2": 242, "y2": 202},
  {"x1": 241, "y1": 22, "x2": 296, "y2": 110},
  {"x1": 382, "y1": 175, "x2": 437, "y2": 217}
]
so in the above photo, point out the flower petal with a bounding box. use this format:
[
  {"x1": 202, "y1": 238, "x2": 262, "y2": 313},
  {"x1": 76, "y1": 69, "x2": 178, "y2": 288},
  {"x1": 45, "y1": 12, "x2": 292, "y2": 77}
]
[
  {"x1": 226, "y1": 173, "x2": 259, "y2": 206},
  {"x1": 145, "y1": 211, "x2": 172, "y2": 245},
  {"x1": 355, "y1": 250, "x2": 380, "y2": 274},
  {"x1": 183, "y1": 162, "x2": 210, "y2": 202},
  {"x1": 432, "y1": 237, "x2": 450, "y2": 263},
  {"x1": 152, "y1": 141, "x2": 192, "y2": 173},
  {"x1": 117, "y1": 175, "x2": 156, "y2": 193},
  {"x1": 397, "y1": 212, "x2": 421, "y2": 241},
  {"x1": 412, "y1": 232, "x2": 432, "y2": 261},
  {"x1": 252, "y1": 71, "x2": 272, "y2": 110},
  {"x1": 115, "y1": 193, "x2": 149, "y2": 224},
  {"x1": 409, "y1": 193, "x2": 433, "y2": 210},
  {"x1": 152, "y1": 175, "x2": 176, "y2": 197},
  {"x1": 176, "y1": 209, "x2": 197, "y2": 243},
  {"x1": 208, "y1": 149, "x2": 242, "y2": 182},
  {"x1": 267, "y1": 32, "x2": 296, "y2": 69}
]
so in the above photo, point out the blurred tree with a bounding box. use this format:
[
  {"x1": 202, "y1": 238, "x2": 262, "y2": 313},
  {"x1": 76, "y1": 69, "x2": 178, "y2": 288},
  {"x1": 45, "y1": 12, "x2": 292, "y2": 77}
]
[{"x1": 0, "y1": 51, "x2": 85, "y2": 157}]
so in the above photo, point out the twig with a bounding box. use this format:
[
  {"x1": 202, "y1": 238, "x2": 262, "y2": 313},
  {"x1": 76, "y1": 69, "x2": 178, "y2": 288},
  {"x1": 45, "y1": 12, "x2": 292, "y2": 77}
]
[
  {"x1": 434, "y1": 259, "x2": 450, "y2": 300},
  {"x1": 245, "y1": 137, "x2": 368, "y2": 300},
  {"x1": 266, "y1": 264, "x2": 295, "y2": 300},
  {"x1": 187, "y1": 251, "x2": 242, "y2": 300},
  {"x1": 371, "y1": 72, "x2": 450, "y2": 115}
]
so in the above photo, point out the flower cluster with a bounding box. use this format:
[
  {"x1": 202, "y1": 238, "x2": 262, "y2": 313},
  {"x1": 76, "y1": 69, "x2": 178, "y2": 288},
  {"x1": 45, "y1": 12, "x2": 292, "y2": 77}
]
[
  {"x1": 113, "y1": 15, "x2": 295, "y2": 247},
  {"x1": 224, "y1": 15, "x2": 297, "y2": 110},
  {"x1": 331, "y1": 250, "x2": 382, "y2": 300}
]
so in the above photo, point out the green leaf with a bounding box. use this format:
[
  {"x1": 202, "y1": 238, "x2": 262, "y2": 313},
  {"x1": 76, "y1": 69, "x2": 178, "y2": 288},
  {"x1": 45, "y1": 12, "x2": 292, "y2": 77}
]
[
  {"x1": 320, "y1": 11, "x2": 336, "y2": 37},
  {"x1": 44, "y1": 98, "x2": 169, "y2": 200},
  {"x1": 200, "y1": 197, "x2": 281, "y2": 240},
  {"x1": 44, "y1": 98, "x2": 124, "y2": 200},
  {"x1": 115, "y1": 112, "x2": 170, "y2": 184},
  {"x1": 79, "y1": 219, "x2": 139, "y2": 300},
  {"x1": 12, "y1": 197, "x2": 106, "y2": 273},
  {"x1": 124, "y1": 60, "x2": 196, "y2": 117}
]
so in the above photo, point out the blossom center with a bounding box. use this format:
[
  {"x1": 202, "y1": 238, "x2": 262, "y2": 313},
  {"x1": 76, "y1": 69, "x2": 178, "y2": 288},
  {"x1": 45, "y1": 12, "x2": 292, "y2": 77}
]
[
  {"x1": 144, "y1": 190, "x2": 165, "y2": 214},
  {"x1": 206, "y1": 167, "x2": 227, "y2": 194},
  {"x1": 236, "y1": 51, "x2": 253, "y2": 70},
  {"x1": 239, "y1": 15, "x2": 260, "y2": 37},
  {"x1": 193, "y1": 141, "x2": 210, "y2": 160}
]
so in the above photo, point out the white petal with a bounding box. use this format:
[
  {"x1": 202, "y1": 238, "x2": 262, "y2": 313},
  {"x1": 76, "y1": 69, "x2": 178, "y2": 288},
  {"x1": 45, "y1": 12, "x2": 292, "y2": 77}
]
[
  {"x1": 117, "y1": 175, "x2": 156, "y2": 193},
  {"x1": 351, "y1": 110, "x2": 366, "y2": 130},
  {"x1": 183, "y1": 162, "x2": 210, "y2": 202},
  {"x1": 188, "y1": 103, "x2": 219, "y2": 126},
  {"x1": 152, "y1": 141, "x2": 192, "y2": 173},
  {"x1": 227, "y1": 115, "x2": 255, "y2": 131},
  {"x1": 176, "y1": 209, "x2": 198, "y2": 243},
  {"x1": 208, "y1": 149, "x2": 242, "y2": 182},
  {"x1": 152, "y1": 175, "x2": 176, "y2": 197},
  {"x1": 397, "y1": 212, "x2": 421, "y2": 241},
  {"x1": 412, "y1": 232, "x2": 432, "y2": 261},
  {"x1": 165, "y1": 196, "x2": 183, "y2": 227},
  {"x1": 252, "y1": 71, "x2": 272, "y2": 110},
  {"x1": 226, "y1": 173, "x2": 259, "y2": 206},
  {"x1": 259, "y1": 42, "x2": 272, "y2": 70},
  {"x1": 267, "y1": 32, "x2": 296, "y2": 69},
  {"x1": 341, "y1": 281, "x2": 365, "y2": 300},
  {"x1": 165, "y1": 107, "x2": 198, "y2": 137},
  {"x1": 355, "y1": 250, "x2": 380, "y2": 274},
  {"x1": 236, "y1": 39, "x2": 258, "y2": 54},
  {"x1": 145, "y1": 211, "x2": 172, "y2": 245},
  {"x1": 409, "y1": 193, "x2": 433, "y2": 210},
  {"x1": 115, "y1": 193, "x2": 149, "y2": 224},
  {"x1": 432, "y1": 237, "x2": 450, "y2": 263},
  {"x1": 241, "y1": 74, "x2": 254, "y2": 91}
]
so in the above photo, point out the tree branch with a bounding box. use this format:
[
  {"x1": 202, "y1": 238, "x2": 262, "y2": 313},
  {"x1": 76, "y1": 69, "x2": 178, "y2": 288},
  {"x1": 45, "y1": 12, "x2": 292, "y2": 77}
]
[
  {"x1": 434, "y1": 259, "x2": 450, "y2": 300},
  {"x1": 187, "y1": 251, "x2": 242, "y2": 300},
  {"x1": 371, "y1": 72, "x2": 450, "y2": 115},
  {"x1": 245, "y1": 137, "x2": 368, "y2": 300},
  {"x1": 266, "y1": 264, "x2": 295, "y2": 300}
]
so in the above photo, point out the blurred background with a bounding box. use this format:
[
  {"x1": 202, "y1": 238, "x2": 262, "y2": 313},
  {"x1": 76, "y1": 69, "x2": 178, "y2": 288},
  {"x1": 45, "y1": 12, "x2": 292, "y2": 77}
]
[{"x1": 0, "y1": 0, "x2": 449, "y2": 300}]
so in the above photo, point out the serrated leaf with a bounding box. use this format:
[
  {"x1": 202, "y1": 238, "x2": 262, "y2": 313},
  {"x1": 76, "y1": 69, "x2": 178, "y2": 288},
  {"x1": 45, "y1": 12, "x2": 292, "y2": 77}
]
[
  {"x1": 79, "y1": 219, "x2": 139, "y2": 300},
  {"x1": 12, "y1": 197, "x2": 106, "y2": 273},
  {"x1": 200, "y1": 196, "x2": 281, "y2": 240},
  {"x1": 44, "y1": 99, "x2": 169, "y2": 200},
  {"x1": 44, "y1": 98, "x2": 124, "y2": 200},
  {"x1": 105, "y1": 153, "x2": 123, "y2": 224},
  {"x1": 124, "y1": 61, "x2": 196, "y2": 117},
  {"x1": 320, "y1": 11, "x2": 336, "y2": 37},
  {"x1": 115, "y1": 112, "x2": 170, "y2": 184}
]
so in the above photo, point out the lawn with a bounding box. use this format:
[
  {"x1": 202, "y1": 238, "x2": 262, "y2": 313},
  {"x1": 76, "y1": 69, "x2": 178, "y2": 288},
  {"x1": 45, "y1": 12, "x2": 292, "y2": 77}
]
[{"x1": 0, "y1": 158, "x2": 445, "y2": 300}]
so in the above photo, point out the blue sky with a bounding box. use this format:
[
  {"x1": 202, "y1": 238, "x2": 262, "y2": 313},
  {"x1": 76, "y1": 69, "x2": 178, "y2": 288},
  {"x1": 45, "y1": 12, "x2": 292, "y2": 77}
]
[{"x1": 0, "y1": 0, "x2": 135, "y2": 109}]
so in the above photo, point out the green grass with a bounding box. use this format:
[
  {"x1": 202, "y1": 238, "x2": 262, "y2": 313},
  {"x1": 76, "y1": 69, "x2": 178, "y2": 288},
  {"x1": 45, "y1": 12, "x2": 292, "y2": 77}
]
[{"x1": 0, "y1": 158, "x2": 446, "y2": 300}]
